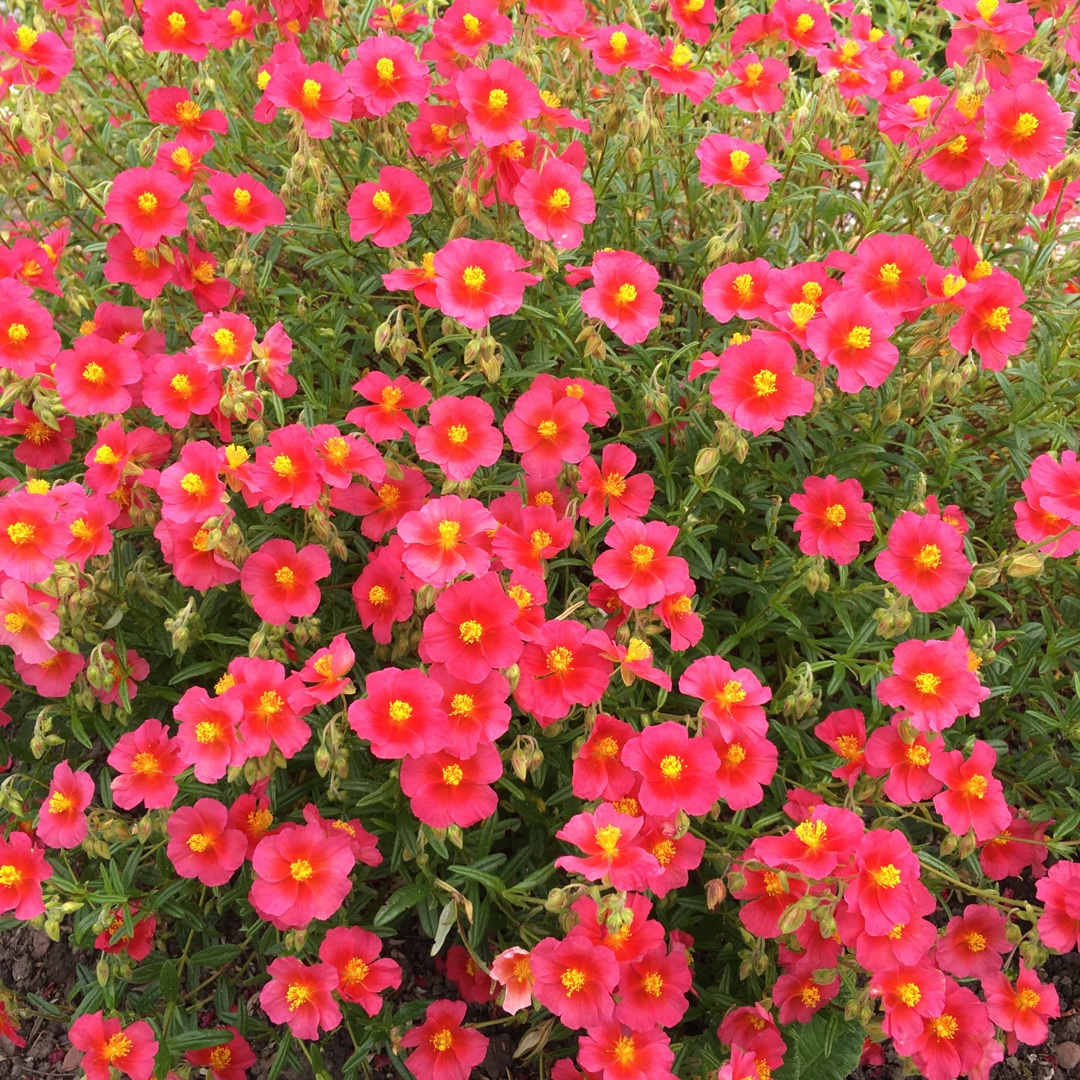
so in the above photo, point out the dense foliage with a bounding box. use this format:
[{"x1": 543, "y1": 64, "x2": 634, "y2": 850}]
[{"x1": 0, "y1": 0, "x2": 1079, "y2": 1077}]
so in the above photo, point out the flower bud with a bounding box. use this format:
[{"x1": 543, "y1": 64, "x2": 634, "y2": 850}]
[
  {"x1": 1007, "y1": 552, "x2": 1044, "y2": 578},
  {"x1": 314, "y1": 746, "x2": 332, "y2": 776},
  {"x1": 777, "y1": 904, "x2": 807, "y2": 935},
  {"x1": 972, "y1": 564, "x2": 1001, "y2": 589},
  {"x1": 694, "y1": 446, "x2": 720, "y2": 478},
  {"x1": 97, "y1": 957, "x2": 110, "y2": 987},
  {"x1": 733, "y1": 437, "x2": 749, "y2": 464},
  {"x1": 705, "y1": 879, "x2": 727, "y2": 910}
]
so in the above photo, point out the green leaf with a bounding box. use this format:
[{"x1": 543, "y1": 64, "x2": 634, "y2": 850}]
[
  {"x1": 169, "y1": 1029, "x2": 232, "y2": 1051},
  {"x1": 159, "y1": 960, "x2": 180, "y2": 1004},
  {"x1": 373, "y1": 883, "x2": 428, "y2": 927},
  {"x1": 189, "y1": 944, "x2": 242, "y2": 968},
  {"x1": 773, "y1": 1012, "x2": 865, "y2": 1080}
]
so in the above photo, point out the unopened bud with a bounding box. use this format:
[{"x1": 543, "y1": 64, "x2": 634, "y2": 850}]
[
  {"x1": 705, "y1": 879, "x2": 727, "y2": 910},
  {"x1": 694, "y1": 446, "x2": 720, "y2": 478},
  {"x1": 1007, "y1": 552, "x2": 1044, "y2": 578},
  {"x1": 314, "y1": 746, "x2": 332, "y2": 776},
  {"x1": 97, "y1": 957, "x2": 110, "y2": 987},
  {"x1": 972, "y1": 564, "x2": 1001, "y2": 589},
  {"x1": 733, "y1": 437, "x2": 749, "y2": 464},
  {"x1": 777, "y1": 904, "x2": 807, "y2": 935}
]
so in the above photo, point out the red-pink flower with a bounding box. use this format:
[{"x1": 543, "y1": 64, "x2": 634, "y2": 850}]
[
  {"x1": 846, "y1": 828, "x2": 933, "y2": 937},
  {"x1": 348, "y1": 666, "x2": 448, "y2": 759},
  {"x1": 949, "y1": 269, "x2": 1032, "y2": 371},
  {"x1": 167, "y1": 798, "x2": 247, "y2": 886},
  {"x1": 504, "y1": 386, "x2": 590, "y2": 477},
  {"x1": 754, "y1": 804, "x2": 865, "y2": 879},
  {"x1": 514, "y1": 619, "x2": 613, "y2": 724},
  {"x1": 0, "y1": 280, "x2": 60, "y2": 377},
  {"x1": 790, "y1": 474, "x2": 875, "y2": 564},
  {"x1": 241, "y1": 539, "x2": 331, "y2": 625},
  {"x1": 806, "y1": 290, "x2": 899, "y2": 391},
  {"x1": 774, "y1": 971, "x2": 840, "y2": 1024},
  {"x1": 1036, "y1": 860, "x2": 1080, "y2": 952},
  {"x1": 515, "y1": 157, "x2": 596, "y2": 250},
  {"x1": 250, "y1": 824, "x2": 354, "y2": 927},
  {"x1": 397, "y1": 494, "x2": 495, "y2": 586},
  {"x1": 399, "y1": 741, "x2": 502, "y2": 827},
  {"x1": 578, "y1": 1022, "x2": 675, "y2": 1080},
  {"x1": 930, "y1": 740, "x2": 1012, "y2": 842},
  {"x1": 982, "y1": 81, "x2": 1072, "y2": 179},
  {"x1": 174, "y1": 686, "x2": 245, "y2": 782},
  {"x1": 679, "y1": 655, "x2": 771, "y2": 741},
  {"x1": 984, "y1": 963, "x2": 1060, "y2": 1049},
  {"x1": 896, "y1": 980, "x2": 993, "y2": 1080},
  {"x1": 555, "y1": 803, "x2": 659, "y2": 891},
  {"x1": 434, "y1": 0, "x2": 513, "y2": 55},
  {"x1": 876, "y1": 637, "x2": 985, "y2": 733},
  {"x1": 936, "y1": 904, "x2": 1009, "y2": 978},
  {"x1": 142, "y1": 352, "x2": 220, "y2": 428},
  {"x1": 146, "y1": 86, "x2": 228, "y2": 152},
  {"x1": 344, "y1": 34, "x2": 432, "y2": 115},
  {"x1": 622, "y1": 721, "x2": 721, "y2": 817},
  {"x1": 415, "y1": 394, "x2": 503, "y2": 480},
  {"x1": 399, "y1": 1000, "x2": 488, "y2": 1080},
  {"x1": 697, "y1": 134, "x2": 781, "y2": 201},
  {"x1": 348, "y1": 166, "x2": 432, "y2": 247},
  {"x1": 716, "y1": 53, "x2": 789, "y2": 112},
  {"x1": 457, "y1": 58, "x2": 542, "y2": 146},
  {"x1": 580, "y1": 250, "x2": 663, "y2": 346},
  {"x1": 104, "y1": 167, "x2": 188, "y2": 248},
  {"x1": 594, "y1": 520, "x2": 686, "y2": 609},
  {"x1": 433, "y1": 238, "x2": 539, "y2": 329},
  {"x1": 875, "y1": 511, "x2": 971, "y2": 612},
  {"x1": 108, "y1": 718, "x2": 184, "y2": 810},
  {"x1": 709, "y1": 332, "x2": 814, "y2": 435},
  {"x1": 870, "y1": 965, "x2": 947, "y2": 1044},
  {"x1": 347, "y1": 371, "x2": 431, "y2": 442},
  {"x1": 863, "y1": 717, "x2": 943, "y2": 803},
  {"x1": 0, "y1": 493, "x2": 66, "y2": 583},
  {"x1": 185, "y1": 1028, "x2": 255, "y2": 1080},
  {"x1": 702, "y1": 258, "x2": 774, "y2": 323},
  {"x1": 203, "y1": 172, "x2": 286, "y2": 233},
  {"x1": 319, "y1": 926, "x2": 402, "y2": 1016},
  {"x1": 0, "y1": 579, "x2": 59, "y2": 663},
  {"x1": 141, "y1": 0, "x2": 214, "y2": 59},
  {"x1": 577, "y1": 444, "x2": 654, "y2": 527},
  {"x1": 54, "y1": 335, "x2": 142, "y2": 416},
  {"x1": 572, "y1": 714, "x2": 636, "y2": 801},
  {"x1": 531, "y1": 935, "x2": 619, "y2": 1030},
  {"x1": 36, "y1": 760, "x2": 94, "y2": 849},
  {"x1": 68, "y1": 1013, "x2": 157, "y2": 1080},
  {"x1": 707, "y1": 727, "x2": 778, "y2": 809},
  {"x1": 260, "y1": 957, "x2": 341, "y2": 1040},
  {"x1": 266, "y1": 61, "x2": 353, "y2": 138}
]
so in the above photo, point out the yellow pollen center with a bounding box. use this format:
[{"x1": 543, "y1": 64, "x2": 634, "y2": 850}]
[
  {"x1": 462, "y1": 11, "x2": 481, "y2": 32},
  {"x1": 0, "y1": 864, "x2": 21, "y2": 886},
  {"x1": 343, "y1": 957, "x2": 370, "y2": 985},
  {"x1": 167, "y1": 11, "x2": 186, "y2": 32},
  {"x1": 753, "y1": 369, "x2": 778, "y2": 396},
  {"x1": 965, "y1": 930, "x2": 987, "y2": 952},
  {"x1": 717, "y1": 680, "x2": 747, "y2": 708},
  {"x1": 257, "y1": 70, "x2": 272, "y2": 90},
  {"x1": 540, "y1": 90, "x2": 562, "y2": 108},
  {"x1": 1017, "y1": 988, "x2": 1041, "y2": 1009},
  {"x1": 82, "y1": 362, "x2": 107, "y2": 384},
  {"x1": 909, "y1": 95, "x2": 932, "y2": 120},
  {"x1": 957, "y1": 94, "x2": 982, "y2": 120},
  {"x1": 3, "y1": 612, "x2": 27, "y2": 634},
  {"x1": 102, "y1": 1034, "x2": 133, "y2": 1064},
  {"x1": 744, "y1": 62, "x2": 764, "y2": 86},
  {"x1": 548, "y1": 187, "x2": 571, "y2": 211},
  {"x1": 625, "y1": 638, "x2": 651, "y2": 662},
  {"x1": 899, "y1": 983, "x2": 922, "y2": 1006},
  {"x1": 462, "y1": 265, "x2": 486, "y2": 290},
  {"x1": 796, "y1": 13, "x2": 815, "y2": 32},
  {"x1": 459, "y1": 619, "x2": 484, "y2": 643},
  {"x1": 729, "y1": 150, "x2": 751, "y2": 175},
  {"x1": 192, "y1": 530, "x2": 210, "y2": 552},
  {"x1": 790, "y1": 301, "x2": 816, "y2": 328},
  {"x1": 536, "y1": 419, "x2": 559, "y2": 438},
  {"x1": 659, "y1": 754, "x2": 684, "y2": 779},
  {"x1": 272, "y1": 454, "x2": 295, "y2": 477},
  {"x1": 915, "y1": 544, "x2": 942, "y2": 569},
  {"x1": 763, "y1": 871, "x2": 784, "y2": 895},
  {"x1": 176, "y1": 100, "x2": 201, "y2": 125},
  {"x1": 180, "y1": 472, "x2": 206, "y2": 496},
  {"x1": 594, "y1": 736, "x2": 620, "y2": 757},
  {"x1": 847, "y1": 325, "x2": 872, "y2": 349},
  {"x1": 6, "y1": 522, "x2": 34, "y2": 545},
  {"x1": 802, "y1": 280, "x2": 823, "y2": 303},
  {"x1": 824, "y1": 503, "x2": 847, "y2": 526},
  {"x1": 376, "y1": 57, "x2": 395, "y2": 81},
  {"x1": 835, "y1": 734, "x2": 861, "y2": 758},
  {"x1": 137, "y1": 192, "x2": 158, "y2": 214},
  {"x1": 561, "y1": 968, "x2": 586, "y2": 994},
  {"x1": 437, "y1": 519, "x2": 461, "y2": 548},
  {"x1": 209, "y1": 1047, "x2": 233, "y2": 1070},
  {"x1": 248, "y1": 808, "x2": 273, "y2": 832},
  {"x1": 15, "y1": 25, "x2": 38, "y2": 51},
  {"x1": 313, "y1": 655, "x2": 335, "y2": 678},
  {"x1": 367, "y1": 585, "x2": 390, "y2": 606},
  {"x1": 732, "y1": 273, "x2": 755, "y2": 302},
  {"x1": 487, "y1": 88, "x2": 509, "y2": 111},
  {"x1": 195, "y1": 721, "x2": 219, "y2": 744},
  {"x1": 7, "y1": 323, "x2": 28, "y2": 343},
  {"x1": 615, "y1": 283, "x2": 638, "y2": 305},
  {"x1": 964, "y1": 774, "x2": 988, "y2": 799},
  {"x1": 212, "y1": 328, "x2": 238, "y2": 357},
  {"x1": 48, "y1": 791, "x2": 73, "y2": 814},
  {"x1": 432, "y1": 1029, "x2": 454, "y2": 1052},
  {"x1": 372, "y1": 189, "x2": 393, "y2": 213},
  {"x1": 628, "y1": 544, "x2": 654, "y2": 569},
  {"x1": 530, "y1": 529, "x2": 553, "y2": 553},
  {"x1": 613, "y1": 1036, "x2": 636, "y2": 1065},
  {"x1": 947, "y1": 135, "x2": 969, "y2": 157},
  {"x1": 872, "y1": 863, "x2": 901, "y2": 888},
  {"x1": 986, "y1": 306, "x2": 1011, "y2": 331},
  {"x1": 795, "y1": 818, "x2": 828, "y2": 849},
  {"x1": 290, "y1": 859, "x2": 313, "y2": 881},
  {"x1": 301, "y1": 79, "x2": 322, "y2": 107},
  {"x1": 906, "y1": 744, "x2": 931, "y2": 766},
  {"x1": 259, "y1": 690, "x2": 284, "y2": 715},
  {"x1": 888, "y1": 68, "x2": 906, "y2": 91},
  {"x1": 131, "y1": 752, "x2": 160, "y2": 775},
  {"x1": 878, "y1": 263, "x2": 901, "y2": 285},
  {"x1": 942, "y1": 274, "x2": 967, "y2": 297},
  {"x1": 670, "y1": 43, "x2": 693, "y2": 67},
  {"x1": 285, "y1": 984, "x2": 310, "y2": 1011},
  {"x1": 187, "y1": 832, "x2": 212, "y2": 852},
  {"x1": 233, "y1": 188, "x2": 252, "y2": 212},
  {"x1": 801, "y1": 985, "x2": 820, "y2": 1007},
  {"x1": 609, "y1": 30, "x2": 627, "y2": 55},
  {"x1": 653, "y1": 839, "x2": 676, "y2": 866},
  {"x1": 388, "y1": 700, "x2": 413, "y2": 723},
  {"x1": 275, "y1": 566, "x2": 296, "y2": 587},
  {"x1": 726, "y1": 742, "x2": 747, "y2": 765},
  {"x1": 594, "y1": 824, "x2": 622, "y2": 854},
  {"x1": 449, "y1": 693, "x2": 474, "y2": 717},
  {"x1": 1013, "y1": 112, "x2": 1038, "y2": 138},
  {"x1": 547, "y1": 645, "x2": 574, "y2": 673},
  {"x1": 931, "y1": 1015, "x2": 958, "y2": 1040},
  {"x1": 444, "y1": 424, "x2": 469, "y2": 444}
]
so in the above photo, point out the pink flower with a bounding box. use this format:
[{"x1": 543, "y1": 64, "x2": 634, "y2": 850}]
[
  {"x1": 580, "y1": 250, "x2": 663, "y2": 346},
  {"x1": 260, "y1": 957, "x2": 341, "y2": 1040},
  {"x1": 982, "y1": 81, "x2": 1072, "y2": 179},
  {"x1": 874, "y1": 511, "x2": 971, "y2": 612},
  {"x1": 415, "y1": 395, "x2": 503, "y2": 480},
  {"x1": 36, "y1": 760, "x2": 94, "y2": 848},
  {"x1": 806, "y1": 290, "x2": 899, "y2": 391},
  {"x1": 399, "y1": 742, "x2": 502, "y2": 828},
  {"x1": 594, "y1": 520, "x2": 688, "y2": 609},
  {"x1": 348, "y1": 166, "x2": 432, "y2": 247},
  {"x1": 949, "y1": 269, "x2": 1032, "y2": 371},
  {"x1": 555, "y1": 803, "x2": 659, "y2": 891},
  {"x1": 702, "y1": 258, "x2": 774, "y2": 323},
  {"x1": 876, "y1": 637, "x2": 986, "y2": 733},
  {"x1": 399, "y1": 1000, "x2": 488, "y2": 1080},
  {"x1": 166, "y1": 798, "x2": 247, "y2": 887},
  {"x1": 515, "y1": 157, "x2": 596, "y2": 250},
  {"x1": 1035, "y1": 860, "x2": 1080, "y2": 952},
  {"x1": 577, "y1": 444, "x2": 654, "y2": 527},
  {"x1": 622, "y1": 720, "x2": 721, "y2": 817},
  {"x1": 504, "y1": 386, "x2": 590, "y2": 477},
  {"x1": 241, "y1": 540, "x2": 331, "y2": 625},
  {"x1": 203, "y1": 171, "x2": 286, "y2": 233},
  {"x1": 104, "y1": 167, "x2": 188, "y2": 248},
  {"x1": 936, "y1": 904, "x2": 1009, "y2": 978},
  {"x1": 396, "y1": 494, "x2": 495, "y2": 586},
  {"x1": 491, "y1": 947, "x2": 534, "y2": 1014},
  {"x1": 697, "y1": 134, "x2": 781, "y2": 201},
  {"x1": 456, "y1": 58, "x2": 541, "y2": 146},
  {"x1": 983, "y1": 963, "x2": 1060, "y2": 1049},
  {"x1": 344, "y1": 35, "x2": 432, "y2": 115},
  {"x1": 709, "y1": 331, "x2": 814, "y2": 435},
  {"x1": 265, "y1": 61, "x2": 353, "y2": 139},
  {"x1": 680, "y1": 655, "x2": 770, "y2": 741},
  {"x1": 790, "y1": 475, "x2": 875, "y2": 564},
  {"x1": 318, "y1": 926, "x2": 402, "y2": 1016},
  {"x1": 433, "y1": 238, "x2": 539, "y2": 329},
  {"x1": 930, "y1": 740, "x2": 1012, "y2": 842}
]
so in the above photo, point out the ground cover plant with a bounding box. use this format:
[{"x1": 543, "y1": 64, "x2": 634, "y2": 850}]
[{"x1": 0, "y1": 0, "x2": 1079, "y2": 1076}]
